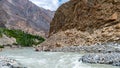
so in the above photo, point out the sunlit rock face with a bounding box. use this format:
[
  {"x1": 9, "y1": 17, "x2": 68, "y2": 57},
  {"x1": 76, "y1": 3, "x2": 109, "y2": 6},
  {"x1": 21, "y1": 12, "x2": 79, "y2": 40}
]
[
  {"x1": 37, "y1": 0, "x2": 120, "y2": 51},
  {"x1": 50, "y1": 0, "x2": 120, "y2": 34},
  {"x1": 0, "y1": 0, "x2": 54, "y2": 37}
]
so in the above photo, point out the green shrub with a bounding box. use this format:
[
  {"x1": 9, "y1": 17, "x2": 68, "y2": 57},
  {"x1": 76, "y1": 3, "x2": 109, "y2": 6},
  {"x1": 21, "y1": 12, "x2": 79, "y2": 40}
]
[
  {"x1": 0, "y1": 45, "x2": 4, "y2": 48},
  {"x1": 0, "y1": 28, "x2": 45, "y2": 47},
  {"x1": 0, "y1": 29, "x2": 2, "y2": 38},
  {"x1": 12, "y1": 43, "x2": 18, "y2": 45}
]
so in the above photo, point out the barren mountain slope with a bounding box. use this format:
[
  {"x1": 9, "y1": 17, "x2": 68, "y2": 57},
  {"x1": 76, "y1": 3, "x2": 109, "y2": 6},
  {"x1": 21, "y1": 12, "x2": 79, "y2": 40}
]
[
  {"x1": 0, "y1": 0, "x2": 54, "y2": 37},
  {"x1": 37, "y1": 0, "x2": 120, "y2": 51}
]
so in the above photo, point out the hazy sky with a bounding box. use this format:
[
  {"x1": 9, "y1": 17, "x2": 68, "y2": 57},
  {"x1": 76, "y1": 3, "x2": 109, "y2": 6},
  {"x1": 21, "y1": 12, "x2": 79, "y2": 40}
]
[{"x1": 29, "y1": 0, "x2": 69, "y2": 11}]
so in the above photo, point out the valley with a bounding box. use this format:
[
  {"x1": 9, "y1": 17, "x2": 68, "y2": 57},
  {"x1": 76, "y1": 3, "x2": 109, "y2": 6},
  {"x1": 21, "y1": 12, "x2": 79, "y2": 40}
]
[{"x1": 0, "y1": 0, "x2": 120, "y2": 68}]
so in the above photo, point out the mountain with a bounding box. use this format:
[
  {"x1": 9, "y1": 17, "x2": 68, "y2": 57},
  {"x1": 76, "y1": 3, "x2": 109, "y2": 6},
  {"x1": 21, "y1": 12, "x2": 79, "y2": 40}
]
[
  {"x1": 37, "y1": 0, "x2": 120, "y2": 51},
  {"x1": 0, "y1": 0, "x2": 54, "y2": 37}
]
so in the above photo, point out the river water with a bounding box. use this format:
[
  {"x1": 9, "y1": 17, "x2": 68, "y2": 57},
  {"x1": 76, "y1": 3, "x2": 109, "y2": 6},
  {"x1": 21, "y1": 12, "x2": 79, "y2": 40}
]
[{"x1": 0, "y1": 48, "x2": 119, "y2": 68}]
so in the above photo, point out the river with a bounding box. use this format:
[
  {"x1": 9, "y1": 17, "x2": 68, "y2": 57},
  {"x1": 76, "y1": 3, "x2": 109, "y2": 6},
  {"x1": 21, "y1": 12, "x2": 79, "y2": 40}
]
[{"x1": 0, "y1": 48, "x2": 119, "y2": 68}]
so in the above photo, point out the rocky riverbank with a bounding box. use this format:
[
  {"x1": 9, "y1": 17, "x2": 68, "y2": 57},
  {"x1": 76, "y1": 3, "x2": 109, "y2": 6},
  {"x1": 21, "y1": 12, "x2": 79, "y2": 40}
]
[
  {"x1": 51, "y1": 43, "x2": 120, "y2": 53},
  {"x1": 80, "y1": 53, "x2": 120, "y2": 66},
  {"x1": 76, "y1": 43, "x2": 120, "y2": 67},
  {"x1": 50, "y1": 43, "x2": 120, "y2": 66},
  {"x1": 0, "y1": 56, "x2": 26, "y2": 68}
]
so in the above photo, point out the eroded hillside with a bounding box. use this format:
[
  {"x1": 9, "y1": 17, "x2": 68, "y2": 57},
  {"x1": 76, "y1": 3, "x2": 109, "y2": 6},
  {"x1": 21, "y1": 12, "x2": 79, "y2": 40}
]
[{"x1": 37, "y1": 0, "x2": 120, "y2": 51}]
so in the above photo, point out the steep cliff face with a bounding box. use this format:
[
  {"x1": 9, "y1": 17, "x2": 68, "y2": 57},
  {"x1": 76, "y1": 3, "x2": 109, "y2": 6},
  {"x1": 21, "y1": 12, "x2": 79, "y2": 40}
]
[
  {"x1": 0, "y1": 0, "x2": 54, "y2": 36},
  {"x1": 37, "y1": 0, "x2": 120, "y2": 51},
  {"x1": 50, "y1": 0, "x2": 120, "y2": 35}
]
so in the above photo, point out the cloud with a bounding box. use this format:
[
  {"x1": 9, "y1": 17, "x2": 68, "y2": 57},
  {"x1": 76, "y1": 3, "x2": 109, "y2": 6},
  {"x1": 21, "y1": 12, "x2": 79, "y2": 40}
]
[{"x1": 29, "y1": 0, "x2": 69, "y2": 11}]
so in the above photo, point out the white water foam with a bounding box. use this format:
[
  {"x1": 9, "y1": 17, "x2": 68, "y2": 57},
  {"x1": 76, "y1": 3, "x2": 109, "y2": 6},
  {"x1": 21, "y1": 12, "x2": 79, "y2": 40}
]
[{"x1": 0, "y1": 48, "x2": 120, "y2": 68}]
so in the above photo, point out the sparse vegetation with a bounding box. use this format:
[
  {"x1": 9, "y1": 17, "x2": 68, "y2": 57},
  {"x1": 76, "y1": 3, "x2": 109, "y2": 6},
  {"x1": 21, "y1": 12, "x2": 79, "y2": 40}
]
[
  {"x1": 0, "y1": 29, "x2": 2, "y2": 38},
  {"x1": 0, "y1": 45, "x2": 4, "y2": 48},
  {"x1": 0, "y1": 28, "x2": 45, "y2": 47}
]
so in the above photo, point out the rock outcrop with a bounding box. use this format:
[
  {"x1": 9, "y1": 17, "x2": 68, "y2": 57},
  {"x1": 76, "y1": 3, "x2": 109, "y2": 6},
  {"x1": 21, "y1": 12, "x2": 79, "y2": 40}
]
[
  {"x1": 37, "y1": 0, "x2": 120, "y2": 51},
  {"x1": 0, "y1": 0, "x2": 54, "y2": 37},
  {"x1": 50, "y1": 0, "x2": 120, "y2": 35},
  {"x1": 0, "y1": 34, "x2": 16, "y2": 46}
]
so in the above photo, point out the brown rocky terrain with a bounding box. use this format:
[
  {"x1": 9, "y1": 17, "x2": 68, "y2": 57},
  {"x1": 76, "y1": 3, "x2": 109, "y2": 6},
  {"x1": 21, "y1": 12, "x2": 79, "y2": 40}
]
[
  {"x1": 0, "y1": 34, "x2": 16, "y2": 46},
  {"x1": 0, "y1": 0, "x2": 54, "y2": 37},
  {"x1": 37, "y1": 0, "x2": 120, "y2": 51}
]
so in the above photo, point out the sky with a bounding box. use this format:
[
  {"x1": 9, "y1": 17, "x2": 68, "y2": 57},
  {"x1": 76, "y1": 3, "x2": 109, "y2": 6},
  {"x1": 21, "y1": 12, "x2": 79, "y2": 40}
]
[{"x1": 29, "y1": 0, "x2": 69, "y2": 11}]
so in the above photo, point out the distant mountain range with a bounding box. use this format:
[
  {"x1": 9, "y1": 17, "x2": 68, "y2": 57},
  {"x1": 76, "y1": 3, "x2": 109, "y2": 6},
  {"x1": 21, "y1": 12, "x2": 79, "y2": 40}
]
[{"x1": 0, "y1": 0, "x2": 54, "y2": 37}]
